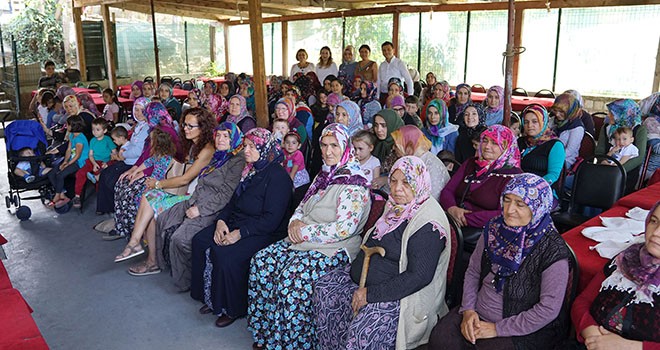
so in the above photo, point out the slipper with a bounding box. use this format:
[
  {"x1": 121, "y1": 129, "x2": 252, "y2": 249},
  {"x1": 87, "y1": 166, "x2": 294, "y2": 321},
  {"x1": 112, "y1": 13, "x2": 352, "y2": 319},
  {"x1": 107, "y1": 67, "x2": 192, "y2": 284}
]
[
  {"x1": 128, "y1": 262, "x2": 161, "y2": 276},
  {"x1": 44, "y1": 199, "x2": 55, "y2": 209},
  {"x1": 114, "y1": 243, "x2": 145, "y2": 263},
  {"x1": 54, "y1": 197, "x2": 70, "y2": 209},
  {"x1": 94, "y1": 218, "x2": 115, "y2": 233}
]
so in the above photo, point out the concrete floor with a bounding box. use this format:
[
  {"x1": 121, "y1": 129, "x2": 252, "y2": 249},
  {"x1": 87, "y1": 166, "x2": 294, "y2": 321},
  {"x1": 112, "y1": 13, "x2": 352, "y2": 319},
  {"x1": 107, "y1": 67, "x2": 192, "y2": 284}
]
[{"x1": 0, "y1": 147, "x2": 254, "y2": 349}]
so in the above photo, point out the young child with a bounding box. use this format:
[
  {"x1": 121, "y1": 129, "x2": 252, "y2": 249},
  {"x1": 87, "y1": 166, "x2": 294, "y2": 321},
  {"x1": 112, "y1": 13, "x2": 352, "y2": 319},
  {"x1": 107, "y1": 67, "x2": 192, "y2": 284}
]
[
  {"x1": 14, "y1": 148, "x2": 52, "y2": 183},
  {"x1": 47, "y1": 115, "x2": 89, "y2": 208},
  {"x1": 509, "y1": 114, "x2": 522, "y2": 138},
  {"x1": 72, "y1": 118, "x2": 116, "y2": 207},
  {"x1": 110, "y1": 126, "x2": 131, "y2": 163},
  {"x1": 272, "y1": 118, "x2": 290, "y2": 142},
  {"x1": 282, "y1": 132, "x2": 310, "y2": 189},
  {"x1": 127, "y1": 127, "x2": 176, "y2": 197},
  {"x1": 405, "y1": 95, "x2": 420, "y2": 119},
  {"x1": 102, "y1": 88, "x2": 120, "y2": 123},
  {"x1": 352, "y1": 130, "x2": 380, "y2": 182},
  {"x1": 604, "y1": 126, "x2": 638, "y2": 166}
]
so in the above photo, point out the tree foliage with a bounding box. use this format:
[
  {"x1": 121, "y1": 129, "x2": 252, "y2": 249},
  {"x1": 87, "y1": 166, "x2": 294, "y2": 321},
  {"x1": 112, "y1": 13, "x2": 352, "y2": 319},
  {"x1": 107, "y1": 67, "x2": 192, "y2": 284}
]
[{"x1": 2, "y1": 0, "x2": 64, "y2": 65}]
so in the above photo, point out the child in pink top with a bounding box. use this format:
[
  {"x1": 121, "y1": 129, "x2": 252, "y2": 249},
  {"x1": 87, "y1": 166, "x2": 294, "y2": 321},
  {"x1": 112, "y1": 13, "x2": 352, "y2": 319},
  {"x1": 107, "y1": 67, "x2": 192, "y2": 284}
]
[{"x1": 282, "y1": 132, "x2": 310, "y2": 188}]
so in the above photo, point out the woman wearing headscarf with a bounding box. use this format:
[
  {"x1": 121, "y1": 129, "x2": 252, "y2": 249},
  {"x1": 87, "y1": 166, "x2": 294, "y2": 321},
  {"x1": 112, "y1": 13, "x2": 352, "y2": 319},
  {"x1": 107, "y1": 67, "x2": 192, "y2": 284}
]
[
  {"x1": 158, "y1": 82, "x2": 182, "y2": 122},
  {"x1": 430, "y1": 173, "x2": 570, "y2": 350},
  {"x1": 225, "y1": 95, "x2": 256, "y2": 133},
  {"x1": 440, "y1": 125, "x2": 522, "y2": 250},
  {"x1": 335, "y1": 100, "x2": 364, "y2": 136},
  {"x1": 422, "y1": 81, "x2": 452, "y2": 123},
  {"x1": 273, "y1": 97, "x2": 308, "y2": 145},
  {"x1": 455, "y1": 103, "x2": 488, "y2": 164},
  {"x1": 356, "y1": 80, "x2": 381, "y2": 127},
  {"x1": 484, "y1": 85, "x2": 504, "y2": 126},
  {"x1": 550, "y1": 93, "x2": 585, "y2": 169},
  {"x1": 219, "y1": 80, "x2": 236, "y2": 101},
  {"x1": 76, "y1": 92, "x2": 101, "y2": 117},
  {"x1": 423, "y1": 99, "x2": 459, "y2": 156},
  {"x1": 421, "y1": 72, "x2": 438, "y2": 106},
  {"x1": 371, "y1": 109, "x2": 405, "y2": 191},
  {"x1": 640, "y1": 92, "x2": 660, "y2": 181},
  {"x1": 247, "y1": 123, "x2": 371, "y2": 350},
  {"x1": 563, "y1": 89, "x2": 595, "y2": 136},
  {"x1": 449, "y1": 83, "x2": 472, "y2": 125},
  {"x1": 129, "y1": 80, "x2": 144, "y2": 101},
  {"x1": 237, "y1": 74, "x2": 256, "y2": 113},
  {"x1": 392, "y1": 126, "x2": 451, "y2": 200},
  {"x1": 96, "y1": 97, "x2": 151, "y2": 215},
  {"x1": 313, "y1": 156, "x2": 452, "y2": 350},
  {"x1": 338, "y1": 45, "x2": 358, "y2": 87},
  {"x1": 203, "y1": 93, "x2": 228, "y2": 122},
  {"x1": 595, "y1": 99, "x2": 648, "y2": 188},
  {"x1": 571, "y1": 201, "x2": 660, "y2": 349},
  {"x1": 191, "y1": 128, "x2": 293, "y2": 327},
  {"x1": 518, "y1": 105, "x2": 565, "y2": 194}
]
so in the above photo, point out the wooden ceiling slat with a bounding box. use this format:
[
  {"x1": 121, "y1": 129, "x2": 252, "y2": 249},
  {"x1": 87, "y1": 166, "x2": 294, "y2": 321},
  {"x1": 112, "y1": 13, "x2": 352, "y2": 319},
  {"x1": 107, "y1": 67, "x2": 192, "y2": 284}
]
[{"x1": 156, "y1": 0, "x2": 306, "y2": 16}]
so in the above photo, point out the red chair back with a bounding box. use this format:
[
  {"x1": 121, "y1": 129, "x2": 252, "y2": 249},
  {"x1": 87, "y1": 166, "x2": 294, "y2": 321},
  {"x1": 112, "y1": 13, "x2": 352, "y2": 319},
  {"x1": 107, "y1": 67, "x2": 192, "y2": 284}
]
[
  {"x1": 362, "y1": 190, "x2": 388, "y2": 237},
  {"x1": 591, "y1": 112, "x2": 607, "y2": 141},
  {"x1": 578, "y1": 131, "x2": 596, "y2": 161}
]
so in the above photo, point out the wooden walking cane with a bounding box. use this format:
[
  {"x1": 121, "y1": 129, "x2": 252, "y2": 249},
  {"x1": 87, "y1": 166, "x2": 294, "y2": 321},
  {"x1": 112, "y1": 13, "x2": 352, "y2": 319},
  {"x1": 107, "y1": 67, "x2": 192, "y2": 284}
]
[{"x1": 354, "y1": 244, "x2": 386, "y2": 317}]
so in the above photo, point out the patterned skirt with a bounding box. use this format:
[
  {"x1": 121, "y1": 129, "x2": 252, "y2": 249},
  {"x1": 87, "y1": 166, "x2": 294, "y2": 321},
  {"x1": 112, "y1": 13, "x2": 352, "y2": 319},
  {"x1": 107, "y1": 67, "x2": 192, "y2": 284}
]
[
  {"x1": 144, "y1": 189, "x2": 191, "y2": 218},
  {"x1": 113, "y1": 177, "x2": 147, "y2": 237},
  {"x1": 313, "y1": 266, "x2": 400, "y2": 350},
  {"x1": 247, "y1": 240, "x2": 350, "y2": 350}
]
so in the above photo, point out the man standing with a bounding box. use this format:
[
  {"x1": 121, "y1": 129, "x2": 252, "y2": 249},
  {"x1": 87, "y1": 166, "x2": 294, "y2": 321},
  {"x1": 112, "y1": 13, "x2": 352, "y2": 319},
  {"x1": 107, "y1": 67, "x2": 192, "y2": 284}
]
[{"x1": 378, "y1": 41, "x2": 413, "y2": 103}]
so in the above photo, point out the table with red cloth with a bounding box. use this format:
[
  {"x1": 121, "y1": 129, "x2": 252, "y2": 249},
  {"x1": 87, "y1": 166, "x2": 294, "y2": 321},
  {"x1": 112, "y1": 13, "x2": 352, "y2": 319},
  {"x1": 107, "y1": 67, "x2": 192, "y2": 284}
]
[
  {"x1": 88, "y1": 93, "x2": 133, "y2": 112},
  {"x1": 563, "y1": 182, "x2": 660, "y2": 293},
  {"x1": 0, "y1": 234, "x2": 49, "y2": 349},
  {"x1": 31, "y1": 87, "x2": 98, "y2": 98},
  {"x1": 116, "y1": 85, "x2": 189, "y2": 101},
  {"x1": 198, "y1": 77, "x2": 225, "y2": 85},
  {"x1": 470, "y1": 92, "x2": 555, "y2": 111}
]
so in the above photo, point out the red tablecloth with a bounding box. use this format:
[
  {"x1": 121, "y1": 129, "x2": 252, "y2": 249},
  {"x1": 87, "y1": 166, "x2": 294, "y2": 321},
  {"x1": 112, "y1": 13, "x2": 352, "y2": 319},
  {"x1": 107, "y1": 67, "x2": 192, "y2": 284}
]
[
  {"x1": 89, "y1": 93, "x2": 133, "y2": 112},
  {"x1": 616, "y1": 181, "x2": 660, "y2": 210},
  {"x1": 31, "y1": 87, "x2": 98, "y2": 98},
  {"x1": 117, "y1": 87, "x2": 188, "y2": 101},
  {"x1": 471, "y1": 92, "x2": 554, "y2": 111},
  {"x1": 198, "y1": 77, "x2": 225, "y2": 84}
]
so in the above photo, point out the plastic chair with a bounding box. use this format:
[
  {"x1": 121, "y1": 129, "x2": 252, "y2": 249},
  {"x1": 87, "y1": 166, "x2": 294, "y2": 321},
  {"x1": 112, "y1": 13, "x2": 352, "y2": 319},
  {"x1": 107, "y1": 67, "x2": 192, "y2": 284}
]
[
  {"x1": 534, "y1": 89, "x2": 556, "y2": 98},
  {"x1": 552, "y1": 155, "x2": 627, "y2": 232},
  {"x1": 591, "y1": 112, "x2": 608, "y2": 141},
  {"x1": 143, "y1": 76, "x2": 154, "y2": 83},
  {"x1": 578, "y1": 131, "x2": 596, "y2": 162},
  {"x1": 362, "y1": 189, "x2": 388, "y2": 237},
  {"x1": 182, "y1": 80, "x2": 194, "y2": 91},
  {"x1": 160, "y1": 76, "x2": 174, "y2": 85},
  {"x1": 172, "y1": 77, "x2": 182, "y2": 86},
  {"x1": 512, "y1": 87, "x2": 528, "y2": 97},
  {"x1": 444, "y1": 213, "x2": 464, "y2": 309},
  {"x1": 471, "y1": 84, "x2": 486, "y2": 93},
  {"x1": 87, "y1": 82, "x2": 102, "y2": 93}
]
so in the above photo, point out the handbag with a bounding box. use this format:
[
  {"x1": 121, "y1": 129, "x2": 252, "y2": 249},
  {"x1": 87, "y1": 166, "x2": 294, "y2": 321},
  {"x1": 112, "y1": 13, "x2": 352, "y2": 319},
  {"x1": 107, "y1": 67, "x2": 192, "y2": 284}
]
[{"x1": 164, "y1": 159, "x2": 189, "y2": 196}]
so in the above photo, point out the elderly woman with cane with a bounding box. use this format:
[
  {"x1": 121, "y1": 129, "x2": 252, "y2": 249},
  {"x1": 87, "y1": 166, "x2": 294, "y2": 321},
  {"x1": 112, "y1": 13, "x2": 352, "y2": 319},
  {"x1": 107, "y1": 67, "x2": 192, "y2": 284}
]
[{"x1": 313, "y1": 156, "x2": 452, "y2": 350}]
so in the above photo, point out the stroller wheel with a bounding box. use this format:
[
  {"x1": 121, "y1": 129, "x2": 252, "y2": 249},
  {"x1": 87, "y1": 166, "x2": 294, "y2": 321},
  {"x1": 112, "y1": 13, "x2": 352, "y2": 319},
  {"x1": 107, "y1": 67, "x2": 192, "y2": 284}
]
[
  {"x1": 5, "y1": 196, "x2": 10, "y2": 209},
  {"x1": 12, "y1": 195, "x2": 18, "y2": 207}
]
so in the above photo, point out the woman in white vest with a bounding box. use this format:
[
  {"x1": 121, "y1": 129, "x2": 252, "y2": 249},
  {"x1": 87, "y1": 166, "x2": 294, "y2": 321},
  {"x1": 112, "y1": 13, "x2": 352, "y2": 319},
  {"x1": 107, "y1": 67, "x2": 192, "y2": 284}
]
[{"x1": 313, "y1": 155, "x2": 451, "y2": 350}]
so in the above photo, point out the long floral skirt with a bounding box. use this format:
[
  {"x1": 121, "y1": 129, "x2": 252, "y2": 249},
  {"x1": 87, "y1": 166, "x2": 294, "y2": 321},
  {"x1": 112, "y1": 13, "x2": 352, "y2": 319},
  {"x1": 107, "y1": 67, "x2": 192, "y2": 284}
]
[
  {"x1": 312, "y1": 266, "x2": 400, "y2": 350},
  {"x1": 113, "y1": 177, "x2": 147, "y2": 237},
  {"x1": 247, "y1": 240, "x2": 350, "y2": 350}
]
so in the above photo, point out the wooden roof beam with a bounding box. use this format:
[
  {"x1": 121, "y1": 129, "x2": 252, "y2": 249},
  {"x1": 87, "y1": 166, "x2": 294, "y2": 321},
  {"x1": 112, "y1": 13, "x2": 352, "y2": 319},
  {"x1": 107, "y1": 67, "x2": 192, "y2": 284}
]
[
  {"x1": 260, "y1": 0, "x2": 357, "y2": 10},
  {"x1": 114, "y1": 2, "x2": 231, "y2": 21},
  {"x1": 157, "y1": 0, "x2": 308, "y2": 16}
]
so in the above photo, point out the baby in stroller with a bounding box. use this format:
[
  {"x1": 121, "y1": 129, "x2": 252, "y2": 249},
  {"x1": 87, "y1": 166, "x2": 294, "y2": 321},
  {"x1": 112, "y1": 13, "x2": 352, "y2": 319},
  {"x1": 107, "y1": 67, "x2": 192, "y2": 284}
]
[{"x1": 13, "y1": 147, "x2": 52, "y2": 183}]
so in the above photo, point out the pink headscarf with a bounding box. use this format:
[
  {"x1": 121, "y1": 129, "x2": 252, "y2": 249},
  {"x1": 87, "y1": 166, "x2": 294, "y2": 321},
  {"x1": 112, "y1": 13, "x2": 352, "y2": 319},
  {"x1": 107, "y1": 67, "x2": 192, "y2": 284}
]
[{"x1": 474, "y1": 125, "x2": 521, "y2": 178}]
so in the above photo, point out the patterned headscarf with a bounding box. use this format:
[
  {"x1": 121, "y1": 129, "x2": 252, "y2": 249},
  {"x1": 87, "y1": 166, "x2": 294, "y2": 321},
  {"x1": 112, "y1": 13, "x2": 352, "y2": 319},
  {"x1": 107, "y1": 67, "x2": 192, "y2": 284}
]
[
  {"x1": 436, "y1": 80, "x2": 452, "y2": 104},
  {"x1": 327, "y1": 93, "x2": 342, "y2": 107},
  {"x1": 357, "y1": 81, "x2": 378, "y2": 116},
  {"x1": 373, "y1": 156, "x2": 444, "y2": 240},
  {"x1": 301, "y1": 123, "x2": 369, "y2": 204},
  {"x1": 387, "y1": 77, "x2": 404, "y2": 93},
  {"x1": 372, "y1": 109, "x2": 404, "y2": 163},
  {"x1": 606, "y1": 99, "x2": 642, "y2": 139},
  {"x1": 564, "y1": 89, "x2": 584, "y2": 109},
  {"x1": 204, "y1": 81, "x2": 217, "y2": 95},
  {"x1": 62, "y1": 95, "x2": 81, "y2": 116},
  {"x1": 275, "y1": 97, "x2": 297, "y2": 123},
  {"x1": 486, "y1": 86, "x2": 504, "y2": 113},
  {"x1": 640, "y1": 93, "x2": 660, "y2": 140},
  {"x1": 474, "y1": 125, "x2": 521, "y2": 179},
  {"x1": 56, "y1": 85, "x2": 76, "y2": 101},
  {"x1": 238, "y1": 128, "x2": 283, "y2": 194},
  {"x1": 159, "y1": 83, "x2": 176, "y2": 104},
  {"x1": 132, "y1": 97, "x2": 151, "y2": 122},
  {"x1": 130, "y1": 80, "x2": 144, "y2": 100},
  {"x1": 188, "y1": 89, "x2": 204, "y2": 108},
  {"x1": 551, "y1": 93, "x2": 584, "y2": 134},
  {"x1": 521, "y1": 104, "x2": 557, "y2": 147},
  {"x1": 76, "y1": 92, "x2": 101, "y2": 116},
  {"x1": 392, "y1": 125, "x2": 432, "y2": 154},
  {"x1": 144, "y1": 101, "x2": 174, "y2": 131},
  {"x1": 204, "y1": 93, "x2": 227, "y2": 120},
  {"x1": 337, "y1": 100, "x2": 364, "y2": 136},
  {"x1": 268, "y1": 76, "x2": 283, "y2": 96},
  {"x1": 227, "y1": 95, "x2": 253, "y2": 125},
  {"x1": 424, "y1": 99, "x2": 459, "y2": 150},
  {"x1": 485, "y1": 173, "x2": 555, "y2": 292},
  {"x1": 454, "y1": 83, "x2": 472, "y2": 117},
  {"x1": 220, "y1": 81, "x2": 236, "y2": 99},
  {"x1": 198, "y1": 122, "x2": 244, "y2": 178}
]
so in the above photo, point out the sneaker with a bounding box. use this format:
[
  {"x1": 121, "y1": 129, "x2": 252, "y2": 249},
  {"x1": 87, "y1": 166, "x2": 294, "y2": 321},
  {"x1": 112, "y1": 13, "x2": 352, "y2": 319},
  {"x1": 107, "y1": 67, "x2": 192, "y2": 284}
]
[
  {"x1": 24, "y1": 174, "x2": 36, "y2": 183},
  {"x1": 72, "y1": 196, "x2": 81, "y2": 208},
  {"x1": 86, "y1": 172, "x2": 97, "y2": 184},
  {"x1": 102, "y1": 229, "x2": 124, "y2": 241}
]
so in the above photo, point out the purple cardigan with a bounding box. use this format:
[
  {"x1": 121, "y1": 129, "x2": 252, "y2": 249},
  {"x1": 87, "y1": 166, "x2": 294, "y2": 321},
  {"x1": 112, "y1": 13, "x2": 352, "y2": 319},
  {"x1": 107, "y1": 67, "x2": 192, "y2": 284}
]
[
  {"x1": 439, "y1": 158, "x2": 522, "y2": 228},
  {"x1": 460, "y1": 237, "x2": 569, "y2": 337}
]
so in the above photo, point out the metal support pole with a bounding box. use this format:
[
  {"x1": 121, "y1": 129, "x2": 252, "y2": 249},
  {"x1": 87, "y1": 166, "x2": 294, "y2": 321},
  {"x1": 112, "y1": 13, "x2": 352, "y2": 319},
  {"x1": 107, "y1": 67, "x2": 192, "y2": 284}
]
[
  {"x1": 185, "y1": 21, "x2": 190, "y2": 74},
  {"x1": 150, "y1": 0, "x2": 160, "y2": 83},
  {"x1": 11, "y1": 35, "x2": 20, "y2": 111},
  {"x1": 416, "y1": 12, "x2": 422, "y2": 72},
  {"x1": 552, "y1": 8, "x2": 562, "y2": 92},
  {"x1": 463, "y1": 11, "x2": 471, "y2": 83},
  {"x1": 503, "y1": 0, "x2": 515, "y2": 126}
]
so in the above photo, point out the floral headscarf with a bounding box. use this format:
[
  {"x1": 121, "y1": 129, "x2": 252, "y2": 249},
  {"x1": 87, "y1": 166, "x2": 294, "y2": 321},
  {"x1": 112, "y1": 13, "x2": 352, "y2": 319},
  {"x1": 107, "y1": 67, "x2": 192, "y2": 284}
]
[
  {"x1": 436, "y1": 80, "x2": 452, "y2": 104},
  {"x1": 76, "y1": 92, "x2": 101, "y2": 116},
  {"x1": 238, "y1": 128, "x2": 283, "y2": 194},
  {"x1": 205, "y1": 93, "x2": 227, "y2": 120},
  {"x1": 301, "y1": 123, "x2": 369, "y2": 204},
  {"x1": 484, "y1": 85, "x2": 504, "y2": 126},
  {"x1": 357, "y1": 81, "x2": 378, "y2": 116},
  {"x1": 337, "y1": 100, "x2": 364, "y2": 136},
  {"x1": 275, "y1": 97, "x2": 297, "y2": 123},
  {"x1": 606, "y1": 99, "x2": 642, "y2": 139},
  {"x1": 132, "y1": 97, "x2": 151, "y2": 122},
  {"x1": 372, "y1": 109, "x2": 404, "y2": 163},
  {"x1": 474, "y1": 125, "x2": 521, "y2": 179},
  {"x1": 551, "y1": 93, "x2": 584, "y2": 134},
  {"x1": 521, "y1": 104, "x2": 557, "y2": 147},
  {"x1": 392, "y1": 125, "x2": 432, "y2": 155},
  {"x1": 227, "y1": 95, "x2": 253, "y2": 125},
  {"x1": 387, "y1": 77, "x2": 404, "y2": 93},
  {"x1": 56, "y1": 85, "x2": 76, "y2": 101},
  {"x1": 220, "y1": 80, "x2": 236, "y2": 99},
  {"x1": 144, "y1": 101, "x2": 174, "y2": 131},
  {"x1": 486, "y1": 86, "x2": 504, "y2": 113},
  {"x1": 485, "y1": 173, "x2": 555, "y2": 292},
  {"x1": 372, "y1": 156, "x2": 445, "y2": 240},
  {"x1": 424, "y1": 99, "x2": 459, "y2": 150},
  {"x1": 129, "y1": 80, "x2": 144, "y2": 100},
  {"x1": 268, "y1": 76, "x2": 283, "y2": 96},
  {"x1": 454, "y1": 83, "x2": 472, "y2": 117},
  {"x1": 198, "y1": 122, "x2": 244, "y2": 178},
  {"x1": 188, "y1": 89, "x2": 204, "y2": 107},
  {"x1": 640, "y1": 93, "x2": 660, "y2": 140}
]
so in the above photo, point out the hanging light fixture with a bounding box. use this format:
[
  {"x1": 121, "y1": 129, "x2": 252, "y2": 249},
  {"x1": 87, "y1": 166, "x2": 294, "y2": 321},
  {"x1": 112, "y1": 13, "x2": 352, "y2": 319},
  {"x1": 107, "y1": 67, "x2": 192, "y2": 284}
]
[
  {"x1": 546, "y1": 0, "x2": 551, "y2": 12},
  {"x1": 237, "y1": 0, "x2": 243, "y2": 24}
]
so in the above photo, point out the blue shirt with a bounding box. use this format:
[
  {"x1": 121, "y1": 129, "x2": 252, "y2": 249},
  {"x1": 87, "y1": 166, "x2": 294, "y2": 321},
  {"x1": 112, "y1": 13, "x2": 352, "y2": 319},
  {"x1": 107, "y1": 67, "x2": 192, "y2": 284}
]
[
  {"x1": 69, "y1": 132, "x2": 89, "y2": 168},
  {"x1": 90, "y1": 135, "x2": 116, "y2": 163}
]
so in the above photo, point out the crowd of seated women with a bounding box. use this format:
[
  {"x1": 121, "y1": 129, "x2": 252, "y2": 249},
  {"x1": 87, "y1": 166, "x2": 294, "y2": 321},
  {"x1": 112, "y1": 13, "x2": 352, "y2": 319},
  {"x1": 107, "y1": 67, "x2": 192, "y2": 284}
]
[{"x1": 26, "y1": 41, "x2": 660, "y2": 349}]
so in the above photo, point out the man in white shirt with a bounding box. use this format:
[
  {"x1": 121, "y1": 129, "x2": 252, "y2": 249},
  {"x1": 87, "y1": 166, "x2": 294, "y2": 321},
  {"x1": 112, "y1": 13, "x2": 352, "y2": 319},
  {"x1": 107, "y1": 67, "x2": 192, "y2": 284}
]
[{"x1": 378, "y1": 41, "x2": 414, "y2": 102}]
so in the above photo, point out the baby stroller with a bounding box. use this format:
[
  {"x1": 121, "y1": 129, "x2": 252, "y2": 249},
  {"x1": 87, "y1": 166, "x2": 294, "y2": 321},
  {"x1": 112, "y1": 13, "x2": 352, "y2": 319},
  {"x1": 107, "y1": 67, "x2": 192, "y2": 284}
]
[{"x1": 3, "y1": 119, "x2": 55, "y2": 210}]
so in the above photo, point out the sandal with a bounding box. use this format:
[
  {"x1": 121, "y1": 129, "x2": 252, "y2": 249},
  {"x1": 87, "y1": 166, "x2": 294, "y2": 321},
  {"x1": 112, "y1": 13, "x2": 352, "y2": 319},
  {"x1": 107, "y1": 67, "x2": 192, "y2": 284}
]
[
  {"x1": 114, "y1": 243, "x2": 145, "y2": 263},
  {"x1": 44, "y1": 199, "x2": 56, "y2": 209},
  {"x1": 54, "y1": 197, "x2": 70, "y2": 208},
  {"x1": 128, "y1": 262, "x2": 161, "y2": 276}
]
